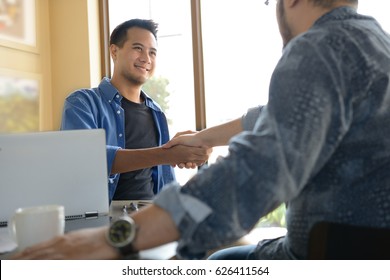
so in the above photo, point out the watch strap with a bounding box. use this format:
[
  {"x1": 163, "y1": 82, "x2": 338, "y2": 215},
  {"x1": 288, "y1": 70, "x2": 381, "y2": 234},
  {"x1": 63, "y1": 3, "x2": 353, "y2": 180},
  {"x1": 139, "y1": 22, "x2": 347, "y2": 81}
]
[{"x1": 119, "y1": 242, "x2": 139, "y2": 259}]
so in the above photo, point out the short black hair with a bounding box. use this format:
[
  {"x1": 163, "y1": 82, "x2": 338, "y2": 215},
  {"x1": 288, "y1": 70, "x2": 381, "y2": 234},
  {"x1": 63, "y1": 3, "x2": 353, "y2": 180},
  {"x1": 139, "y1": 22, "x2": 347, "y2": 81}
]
[{"x1": 109, "y1": 19, "x2": 158, "y2": 47}]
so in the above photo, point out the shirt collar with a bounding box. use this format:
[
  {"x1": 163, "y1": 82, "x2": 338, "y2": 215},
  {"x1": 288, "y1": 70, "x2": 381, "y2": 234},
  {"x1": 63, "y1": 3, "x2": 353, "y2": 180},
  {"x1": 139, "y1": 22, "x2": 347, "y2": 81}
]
[
  {"x1": 313, "y1": 6, "x2": 359, "y2": 27},
  {"x1": 98, "y1": 77, "x2": 162, "y2": 112},
  {"x1": 99, "y1": 77, "x2": 121, "y2": 102}
]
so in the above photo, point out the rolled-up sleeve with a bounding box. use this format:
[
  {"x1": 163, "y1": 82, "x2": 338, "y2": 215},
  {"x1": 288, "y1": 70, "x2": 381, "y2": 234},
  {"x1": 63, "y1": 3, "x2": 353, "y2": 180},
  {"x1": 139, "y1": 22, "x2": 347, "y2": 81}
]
[{"x1": 154, "y1": 183, "x2": 213, "y2": 259}]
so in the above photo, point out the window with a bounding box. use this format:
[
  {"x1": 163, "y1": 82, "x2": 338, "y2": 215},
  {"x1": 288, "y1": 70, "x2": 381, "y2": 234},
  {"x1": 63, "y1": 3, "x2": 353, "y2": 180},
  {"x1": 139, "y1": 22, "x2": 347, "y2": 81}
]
[{"x1": 201, "y1": 0, "x2": 281, "y2": 163}]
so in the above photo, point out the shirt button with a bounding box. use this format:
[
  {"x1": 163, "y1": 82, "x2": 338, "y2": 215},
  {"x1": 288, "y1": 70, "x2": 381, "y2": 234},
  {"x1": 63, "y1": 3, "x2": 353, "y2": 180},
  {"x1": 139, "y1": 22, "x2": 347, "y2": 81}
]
[
  {"x1": 117, "y1": 110, "x2": 120, "y2": 114},
  {"x1": 119, "y1": 134, "x2": 123, "y2": 137},
  {"x1": 116, "y1": 95, "x2": 120, "y2": 98},
  {"x1": 108, "y1": 100, "x2": 111, "y2": 103}
]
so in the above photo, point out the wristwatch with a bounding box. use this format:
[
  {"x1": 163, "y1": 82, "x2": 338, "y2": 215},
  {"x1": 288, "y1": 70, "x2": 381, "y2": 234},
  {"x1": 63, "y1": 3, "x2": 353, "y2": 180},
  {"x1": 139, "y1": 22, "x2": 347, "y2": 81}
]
[{"x1": 106, "y1": 215, "x2": 139, "y2": 258}]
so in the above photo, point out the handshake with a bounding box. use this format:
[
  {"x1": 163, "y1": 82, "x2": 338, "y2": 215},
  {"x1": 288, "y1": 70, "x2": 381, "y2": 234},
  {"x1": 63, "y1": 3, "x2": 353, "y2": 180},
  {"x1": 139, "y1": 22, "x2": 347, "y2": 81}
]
[{"x1": 163, "y1": 130, "x2": 213, "y2": 169}]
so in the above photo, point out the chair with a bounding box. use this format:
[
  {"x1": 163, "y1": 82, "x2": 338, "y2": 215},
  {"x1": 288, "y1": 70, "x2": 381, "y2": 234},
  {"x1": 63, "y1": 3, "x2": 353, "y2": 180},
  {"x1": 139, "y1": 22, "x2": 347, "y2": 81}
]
[{"x1": 307, "y1": 221, "x2": 390, "y2": 259}]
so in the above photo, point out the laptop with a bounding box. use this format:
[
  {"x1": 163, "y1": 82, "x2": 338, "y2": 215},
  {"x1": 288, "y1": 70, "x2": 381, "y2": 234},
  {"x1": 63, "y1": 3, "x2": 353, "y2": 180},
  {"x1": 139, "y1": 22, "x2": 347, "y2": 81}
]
[{"x1": 0, "y1": 129, "x2": 110, "y2": 233}]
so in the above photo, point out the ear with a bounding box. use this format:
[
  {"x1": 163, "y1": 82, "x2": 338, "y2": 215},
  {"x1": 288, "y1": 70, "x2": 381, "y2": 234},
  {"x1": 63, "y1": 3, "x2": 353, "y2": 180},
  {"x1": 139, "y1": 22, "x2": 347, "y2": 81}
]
[{"x1": 109, "y1": 44, "x2": 118, "y2": 61}]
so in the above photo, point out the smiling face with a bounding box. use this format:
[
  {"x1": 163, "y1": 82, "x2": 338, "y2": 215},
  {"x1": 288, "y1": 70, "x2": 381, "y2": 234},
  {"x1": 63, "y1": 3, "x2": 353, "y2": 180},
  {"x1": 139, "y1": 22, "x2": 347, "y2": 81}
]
[{"x1": 111, "y1": 27, "x2": 158, "y2": 86}]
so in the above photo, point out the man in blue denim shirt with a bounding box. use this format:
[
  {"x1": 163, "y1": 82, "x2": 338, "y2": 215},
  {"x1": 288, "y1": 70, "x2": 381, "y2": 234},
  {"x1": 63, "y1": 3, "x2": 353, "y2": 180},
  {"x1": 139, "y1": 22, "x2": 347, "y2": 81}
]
[
  {"x1": 13, "y1": 0, "x2": 390, "y2": 260},
  {"x1": 61, "y1": 19, "x2": 209, "y2": 202}
]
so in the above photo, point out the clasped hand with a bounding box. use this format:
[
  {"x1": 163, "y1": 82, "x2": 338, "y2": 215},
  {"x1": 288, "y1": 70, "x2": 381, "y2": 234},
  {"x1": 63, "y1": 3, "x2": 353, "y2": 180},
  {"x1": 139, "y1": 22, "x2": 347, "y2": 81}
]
[{"x1": 164, "y1": 130, "x2": 212, "y2": 168}]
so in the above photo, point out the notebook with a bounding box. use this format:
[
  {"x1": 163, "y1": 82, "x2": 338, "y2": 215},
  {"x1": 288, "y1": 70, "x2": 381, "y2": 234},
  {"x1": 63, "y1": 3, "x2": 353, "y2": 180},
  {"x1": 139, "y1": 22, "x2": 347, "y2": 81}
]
[{"x1": 0, "y1": 129, "x2": 110, "y2": 230}]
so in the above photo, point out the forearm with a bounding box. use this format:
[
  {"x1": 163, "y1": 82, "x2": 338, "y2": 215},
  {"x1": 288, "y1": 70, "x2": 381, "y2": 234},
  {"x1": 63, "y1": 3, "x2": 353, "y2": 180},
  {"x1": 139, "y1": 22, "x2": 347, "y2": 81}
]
[
  {"x1": 197, "y1": 118, "x2": 243, "y2": 147},
  {"x1": 112, "y1": 145, "x2": 209, "y2": 174},
  {"x1": 131, "y1": 204, "x2": 180, "y2": 251},
  {"x1": 111, "y1": 147, "x2": 168, "y2": 174}
]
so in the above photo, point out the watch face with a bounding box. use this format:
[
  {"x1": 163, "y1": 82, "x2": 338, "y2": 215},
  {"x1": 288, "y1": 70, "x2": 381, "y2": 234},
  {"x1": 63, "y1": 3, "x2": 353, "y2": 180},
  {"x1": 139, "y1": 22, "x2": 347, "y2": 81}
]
[{"x1": 108, "y1": 218, "x2": 136, "y2": 247}]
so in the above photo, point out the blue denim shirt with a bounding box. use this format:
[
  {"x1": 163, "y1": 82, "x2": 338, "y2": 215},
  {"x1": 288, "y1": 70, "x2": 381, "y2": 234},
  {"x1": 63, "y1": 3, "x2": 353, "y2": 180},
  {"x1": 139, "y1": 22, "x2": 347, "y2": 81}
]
[
  {"x1": 61, "y1": 77, "x2": 175, "y2": 202},
  {"x1": 154, "y1": 6, "x2": 390, "y2": 259}
]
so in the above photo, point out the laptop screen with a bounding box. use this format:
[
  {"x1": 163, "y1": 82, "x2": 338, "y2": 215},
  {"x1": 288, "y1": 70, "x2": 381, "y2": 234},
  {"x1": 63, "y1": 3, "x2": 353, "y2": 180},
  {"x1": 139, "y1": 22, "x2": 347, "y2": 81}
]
[{"x1": 0, "y1": 129, "x2": 109, "y2": 226}]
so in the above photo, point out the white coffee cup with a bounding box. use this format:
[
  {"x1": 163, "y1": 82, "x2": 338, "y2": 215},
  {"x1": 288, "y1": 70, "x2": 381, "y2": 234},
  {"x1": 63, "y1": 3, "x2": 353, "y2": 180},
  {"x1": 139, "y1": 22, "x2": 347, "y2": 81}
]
[{"x1": 9, "y1": 204, "x2": 65, "y2": 251}]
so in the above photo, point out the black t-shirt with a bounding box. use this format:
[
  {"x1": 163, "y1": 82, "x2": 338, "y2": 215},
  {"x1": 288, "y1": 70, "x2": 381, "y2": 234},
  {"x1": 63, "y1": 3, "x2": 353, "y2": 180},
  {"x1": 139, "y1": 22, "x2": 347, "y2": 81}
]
[{"x1": 112, "y1": 97, "x2": 158, "y2": 200}]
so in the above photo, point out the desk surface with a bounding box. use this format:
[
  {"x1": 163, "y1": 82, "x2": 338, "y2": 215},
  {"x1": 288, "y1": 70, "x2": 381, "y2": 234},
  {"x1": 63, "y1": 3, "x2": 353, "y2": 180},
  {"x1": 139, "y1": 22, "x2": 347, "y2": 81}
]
[{"x1": 0, "y1": 200, "x2": 177, "y2": 260}]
